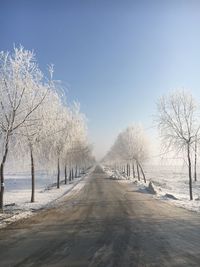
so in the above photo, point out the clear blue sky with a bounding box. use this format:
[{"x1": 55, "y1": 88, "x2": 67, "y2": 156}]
[{"x1": 1, "y1": 0, "x2": 200, "y2": 159}]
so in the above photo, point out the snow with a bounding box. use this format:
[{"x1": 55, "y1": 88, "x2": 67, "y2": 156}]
[
  {"x1": 1, "y1": 164, "x2": 199, "y2": 229},
  {"x1": 147, "y1": 181, "x2": 157, "y2": 194},
  {"x1": 0, "y1": 168, "x2": 93, "y2": 229},
  {"x1": 103, "y1": 166, "x2": 127, "y2": 180},
  {"x1": 144, "y1": 165, "x2": 200, "y2": 212},
  {"x1": 104, "y1": 165, "x2": 200, "y2": 213}
]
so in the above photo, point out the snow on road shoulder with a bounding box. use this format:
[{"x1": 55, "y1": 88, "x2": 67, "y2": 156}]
[
  {"x1": 102, "y1": 166, "x2": 127, "y2": 180},
  {"x1": 103, "y1": 165, "x2": 200, "y2": 213},
  {"x1": 135, "y1": 178, "x2": 200, "y2": 213},
  {"x1": 144, "y1": 165, "x2": 200, "y2": 213},
  {"x1": 0, "y1": 168, "x2": 93, "y2": 229}
]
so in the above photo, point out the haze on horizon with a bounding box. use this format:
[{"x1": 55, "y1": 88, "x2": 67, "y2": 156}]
[{"x1": 1, "y1": 0, "x2": 200, "y2": 160}]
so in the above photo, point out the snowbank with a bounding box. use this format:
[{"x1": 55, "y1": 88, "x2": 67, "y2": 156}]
[
  {"x1": 103, "y1": 166, "x2": 127, "y2": 180},
  {"x1": 144, "y1": 165, "x2": 200, "y2": 213},
  {"x1": 147, "y1": 181, "x2": 157, "y2": 195},
  {"x1": 103, "y1": 165, "x2": 200, "y2": 213}
]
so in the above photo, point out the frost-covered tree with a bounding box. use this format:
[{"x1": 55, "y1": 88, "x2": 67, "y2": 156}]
[
  {"x1": 39, "y1": 98, "x2": 92, "y2": 189},
  {"x1": 104, "y1": 124, "x2": 149, "y2": 182},
  {"x1": 156, "y1": 90, "x2": 200, "y2": 200},
  {"x1": 0, "y1": 46, "x2": 94, "y2": 210},
  {"x1": 64, "y1": 103, "x2": 90, "y2": 181},
  {"x1": 0, "y1": 46, "x2": 48, "y2": 210},
  {"x1": 16, "y1": 81, "x2": 55, "y2": 202},
  {"x1": 36, "y1": 89, "x2": 68, "y2": 189},
  {"x1": 120, "y1": 125, "x2": 149, "y2": 182}
]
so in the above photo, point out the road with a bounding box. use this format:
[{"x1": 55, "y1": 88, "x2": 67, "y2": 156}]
[{"x1": 0, "y1": 165, "x2": 200, "y2": 267}]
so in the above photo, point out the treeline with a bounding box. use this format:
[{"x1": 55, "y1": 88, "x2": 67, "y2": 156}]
[
  {"x1": 103, "y1": 125, "x2": 149, "y2": 183},
  {"x1": 104, "y1": 90, "x2": 200, "y2": 201},
  {"x1": 0, "y1": 46, "x2": 94, "y2": 211}
]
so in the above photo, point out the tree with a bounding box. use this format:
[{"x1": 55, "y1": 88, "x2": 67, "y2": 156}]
[
  {"x1": 0, "y1": 46, "x2": 94, "y2": 210},
  {"x1": 119, "y1": 125, "x2": 149, "y2": 182},
  {"x1": 16, "y1": 83, "x2": 54, "y2": 202},
  {"x1": 156, "y1": 90, "x2": 199, "y2": 200},
  {"x1": 104, "y1": 124, "x2": 149, "y2": 183},
  {"x1": 0, "y1": 46, "x2": 48, "y2": 210},
  {"x1": 40, "y1": 98, "x2": 92, "y2": 189},
  {"x1": 63, "y1": 103, "x2": 90, "y2": 182},
  {"x1": 193, "y1": 135, "x2": 198, "y2": 182}
]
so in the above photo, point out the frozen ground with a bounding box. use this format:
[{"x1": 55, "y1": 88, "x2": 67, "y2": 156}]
[
  {"x1": 0, "y1": 168, "x2": 92, "y2": 228},
  {"x1": 103, "y1": 165, "x2": 200, "y2": 213}
]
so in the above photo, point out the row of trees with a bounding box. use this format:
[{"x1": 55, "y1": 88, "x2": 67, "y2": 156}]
[
  {"x1": 104, "y1": 91, "x2": 199, "y2": 201},
  {"x1": 103, "y1": 125, "x2": 149, "y2": 183},
  {"x1": 0, "y1": 46, "x2": 94, "y2": 211}
]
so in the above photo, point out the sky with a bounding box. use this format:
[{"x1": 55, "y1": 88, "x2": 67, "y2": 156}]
[{"x1": 1, "y1": 0, "x2": 200, "y2": 159}]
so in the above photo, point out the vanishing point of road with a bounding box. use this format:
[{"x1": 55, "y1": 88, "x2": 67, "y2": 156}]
[{"x1": 0, "y1": 165, "x2": 200, "y2": 267}]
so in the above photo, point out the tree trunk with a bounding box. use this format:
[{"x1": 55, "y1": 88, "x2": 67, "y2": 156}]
[
  {"x1": 138, "y1": 162, "x2": 146, "y2": 183},
  {"x1": 69, "y1": 169, "x2": 71, "y2": 182},
  {"x1": 0, "y1": 163, "x2": 5, "y2": 211},
  {"x1": 136, "y1": 163, "x2": 140, "y2": 181},
  {"x1": 30, "y1": 147, "x2": 35, "y2": 202},
  {"x1": 0, "y1": 139, "x2": 9, "y2": 211},
  {"x1": 126, "y1": 163, "x2": 129, "y2": 177},
  {"x1": 194, "y1": 138, "x2": 197, "y2": 182},
  {"x1": 72, "y1": 168, "x2": 74, "y2": 180},
  {"x1": 75, "y1": 165, "x2": 78, "y2": 178},
  {"x1": 64, "y1": 165, "x2": 67, "y2": 184},
  {"x1": 132, "y1": 162, "x2": 135, "y2": 178},
  {"x1": 57, "y1": 157, "x2": 60, "y2": 189},
  {"x1": 187, "y1": 143, "x2": 193, "y2": 200}
]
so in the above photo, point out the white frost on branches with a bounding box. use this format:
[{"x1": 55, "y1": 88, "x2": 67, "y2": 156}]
[
  {"x1": 0, "y1": 46, "x2": 94, "y2": 210},
  {"x1": 104, "y1": 124, "x2": 150, "y2": 182}
]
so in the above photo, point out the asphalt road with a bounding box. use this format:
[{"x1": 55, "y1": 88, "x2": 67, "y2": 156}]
[{"x1": 0, "y1": 165, "x2": 200, "y2": 267}]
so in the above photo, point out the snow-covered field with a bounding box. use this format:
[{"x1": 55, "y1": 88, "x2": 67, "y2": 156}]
[
  {"x1": 144, "y1": 165, "x2": 200, "y2": 212},
  {"x1": 103, "y1": 165, "x2": 200, "y2": 213},
  {"x1": 0, "y1": 169, "x2": 92, "y2": 229}
]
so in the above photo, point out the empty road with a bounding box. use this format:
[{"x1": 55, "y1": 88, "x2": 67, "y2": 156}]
[{"x1": 0, "y1": 165, "x2": 200, "y2": 267}]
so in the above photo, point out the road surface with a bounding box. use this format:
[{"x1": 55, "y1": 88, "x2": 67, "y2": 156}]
[{"x1": 0, "y1": 165, "x2": 200, "y2": 267}]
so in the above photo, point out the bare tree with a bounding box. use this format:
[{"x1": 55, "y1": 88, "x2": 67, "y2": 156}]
[
  {"x1": 0, "y1": 46, "x2": 48, "y2": 210},
  {"x1": 120, "y1": 125, "x2": 149, "y2": 183},
  {"x1": 17, "y1": 84, "x2": 53, "y2": 202},
  {"x1": 104, "y1": 124, "x2": 149, "y2": 183},
  {"x1": 156, "y1": 90, "x2": 199, "y2": 200}
]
